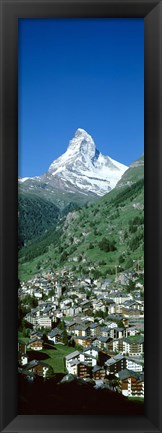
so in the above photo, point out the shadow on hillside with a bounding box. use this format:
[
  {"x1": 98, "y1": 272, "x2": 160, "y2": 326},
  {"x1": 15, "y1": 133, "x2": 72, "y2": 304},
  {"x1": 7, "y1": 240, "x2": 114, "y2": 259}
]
[
  {"x1": 43, "y1": 342, "x2": 57, "y2": 350},
  {"x1": 28, "y1": 351, "x2": 50, "y2": 361},
  {"x1": 18, "y1": 374, "x2": 144, "y2": 415}
]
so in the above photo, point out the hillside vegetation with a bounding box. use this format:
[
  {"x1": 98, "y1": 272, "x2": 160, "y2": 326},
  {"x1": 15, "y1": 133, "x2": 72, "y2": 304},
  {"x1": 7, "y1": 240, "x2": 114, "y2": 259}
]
[
  {"x1": 18, "y1": 193, "x2": 60, "y2": 246},
  {"x1": 19, "y1": 166, "x2": 144, "y2": 281}
]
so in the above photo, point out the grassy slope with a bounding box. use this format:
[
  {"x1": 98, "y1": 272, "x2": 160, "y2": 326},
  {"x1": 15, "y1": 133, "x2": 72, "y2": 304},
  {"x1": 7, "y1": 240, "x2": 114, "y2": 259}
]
[
  {"x1": 19, "y1": 177, "x2": 144, "y2": 281},
  {"x1": 41, "y1": 344, "x2": 76, "y2": 373},
  {"x1": 18, "y1": 331, "x2": 76, "y2": 373}
]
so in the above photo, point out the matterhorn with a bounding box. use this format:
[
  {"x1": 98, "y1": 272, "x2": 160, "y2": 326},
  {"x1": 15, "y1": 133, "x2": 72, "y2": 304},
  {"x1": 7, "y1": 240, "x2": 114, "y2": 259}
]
[{"x1": 19, "y1": 128, "x2": 128, "y2": 198}]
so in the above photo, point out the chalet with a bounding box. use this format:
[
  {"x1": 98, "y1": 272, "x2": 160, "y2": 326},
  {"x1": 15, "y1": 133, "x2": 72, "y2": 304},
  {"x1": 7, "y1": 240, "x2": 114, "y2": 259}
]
[
  {"x1": 73, "y1": 324, "x2": 90, "y2": 337},
  {"x1": 93, "y1": 336, "x2": 111, "y2": 351},
  {"x1": 92, "y1": 365, "x2": 106, "y2": 380},
  {"x1": 37, "y1": 315, "x2": 53, "y2": 329},
  {"x1": 83, "y1": 345, "x2": 100, "y2": 360},
  {"x1": 25, "y1": 312, "x2": 38, "y2": 326},
  {"x1": 80, "y1": 300, "x2": 91, "y2": 311},
  {"x1": 28, "y1": 338, "x2": 43, "y2": 351},
  {"x1": 83, "y1": 353, "x2": 97, "y2": 367},
  {"x1": 121, "y1": 300, "x2": 144, "y2": 316},
  {"x1": 66, "y1": 321, "x2": 78, "y2": 333},
  {"x1": 113, "y1": 337, "x2": 144, "y2": 356},
  {"x1": 67, "y1": 359, "x2": 80, "y2": 375},
  {"x1": 125, "y1": 356, "x2": 143, "y2": 372},
  {"x1": 121, "y1": 307, "x2": 144, "y2": 318},
  {"x1": 64, "y1": 305, "x2": 81, "y2": 316},
  {"x1": 109, "y1": 327, "x2": 126, "y2": 339},
  {"x1": 25, "y1": 360, "x2": 49, "y2": 377},
  {"x1": 116, "y1": 369, "x2": 144, "y2": 397},
  {"x1": 77, "y1": 361, "x2": 91, "y2": 379},
  {"x1": 29, "y1": 331, "x2": 43, "y2": 340},
  {"x1": 111, "y1": 294, "x2": 131, "y2": 305},
  {"x1": 64, "y1": 350, "x2": 80, "y2": 371},
  {"x1": 107, "y1": 321, "x2": 118, "y2": 329},
  {"x1": 125, "y1": 326, "x2": 139, "y2": 337},
  {"x1": 74, "y1": 335, "x2": 92, "y2": 348},
  {"x1": 100, "y1": 327, "x2": 110, "y2": 338},
  {"x1": 105, "y1": 354, "x2": 126, "y2": 375},
  {"x1": 47, "y1": 328, "x2": 64, "y2": 344},
  {"x1": 122, "y1": 337, "x2": 144, "y2": 356}
]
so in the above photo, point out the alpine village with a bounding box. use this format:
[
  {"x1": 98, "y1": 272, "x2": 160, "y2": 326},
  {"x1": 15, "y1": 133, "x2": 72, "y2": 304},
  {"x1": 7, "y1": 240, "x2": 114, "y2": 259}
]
[{"x1": 18, "y1": 129, "x2": 144, "y2": 414}]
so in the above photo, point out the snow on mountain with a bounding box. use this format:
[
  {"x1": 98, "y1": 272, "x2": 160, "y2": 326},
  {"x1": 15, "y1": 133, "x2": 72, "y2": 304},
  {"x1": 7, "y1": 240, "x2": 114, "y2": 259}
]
[
  {"x1": 18, "y1": 177, "x2": 30, "y2": 183},
  {"x1": 19, "y1": 128, "x2": 128, "y2": 197},
  {"x1": 46, "y1": 128, "x2": 128, "y2": 196}
]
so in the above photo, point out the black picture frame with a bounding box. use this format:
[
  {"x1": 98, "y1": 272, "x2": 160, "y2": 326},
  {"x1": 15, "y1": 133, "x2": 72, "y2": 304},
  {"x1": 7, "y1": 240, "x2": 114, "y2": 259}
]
[{"x1": 0, "y1": 0, "x2": 162, "y2": 432}]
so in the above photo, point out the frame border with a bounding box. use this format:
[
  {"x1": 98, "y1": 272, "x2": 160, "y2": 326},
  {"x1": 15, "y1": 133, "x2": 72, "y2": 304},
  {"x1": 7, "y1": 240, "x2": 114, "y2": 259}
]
[{"x1": 0, "y1": 0, "x2": 162, "y2": 432}]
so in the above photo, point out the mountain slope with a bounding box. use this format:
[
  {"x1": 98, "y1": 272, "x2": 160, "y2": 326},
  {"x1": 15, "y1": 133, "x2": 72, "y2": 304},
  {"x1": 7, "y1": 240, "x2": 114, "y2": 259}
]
[
  {"x1": 116, "y1": 155, "x2": 144, "y2": 188},
  {"x1": 19, "y1": 157, "x2": 144, "y2": 281},
  {"x1": 18, "y1": 193, "x2": 60, "y2": 246}
]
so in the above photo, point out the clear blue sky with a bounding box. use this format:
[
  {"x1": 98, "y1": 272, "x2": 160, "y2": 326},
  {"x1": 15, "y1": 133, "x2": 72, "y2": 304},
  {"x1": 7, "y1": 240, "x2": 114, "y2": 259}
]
[{"x1": 18, "y1": 18, "x2": 144, "y2": 178}]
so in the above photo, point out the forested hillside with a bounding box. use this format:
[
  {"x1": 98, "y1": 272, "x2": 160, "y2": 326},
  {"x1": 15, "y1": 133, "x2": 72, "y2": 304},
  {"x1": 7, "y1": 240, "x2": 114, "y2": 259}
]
[
  {"x1": 19, "y1": 170, "x2": 144, "y2": 281},
  {"x1": 18, "y1": 193, "x2": 60, "y2": 246}
]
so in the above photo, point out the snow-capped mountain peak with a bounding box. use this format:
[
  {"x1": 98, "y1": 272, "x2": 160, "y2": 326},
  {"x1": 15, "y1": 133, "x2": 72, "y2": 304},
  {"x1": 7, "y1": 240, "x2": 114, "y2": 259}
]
[
  {"x1": 67, "y1": 127, "x2": 96, "y2": 159},
  {"x1": 19, "y1": 128, "x2": 128, "y2": 198},
  {"x1": 46, "y1": 129, "x2": 128, "y2": 196},
  {"x1": 68, "y1": 128, "x2": 95, "y2": 151}
]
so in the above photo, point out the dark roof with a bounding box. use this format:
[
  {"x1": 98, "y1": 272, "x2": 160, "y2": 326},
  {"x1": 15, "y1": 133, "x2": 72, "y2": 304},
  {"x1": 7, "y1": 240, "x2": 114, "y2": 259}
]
[
  {"x1": 29, "y1": 338, "x2": 43, "y2": 344},
  {"x1": 123, "y1": 336, "x2": 144, "y2": 344},
  {"x1": 30, "y1": 331, "x2": 43, "y2": 337},
  {"x1": 25, "y1": 360, "x2": 39, "y2": 369},
  {"x1": 75, "y1": 335, "x2": 91, "y2": 341},
  {"x1": 65, "y1": 350, "x2": 80, "y2": 361},
  {"x1": 97, "y1": 336, "x2": 109, "y2": 343},
  {"x1": 74, "y1": 324, "x2": 89, "y2": 331},
  {"x1": 66, "y1": 321, "x2": 77, "y2": 327},
  {"x1": 18, "y1": 368, "x2": 35, "y2": 377},
  {"x1": 89, "y1": 323, "x2": 99, "y2": 329},
  {"x1": 100, "y1": 327, "x2": 109, "y2": 332},
  {"x1": 48, "y1": 328, "x2": 63, "y2": 338},
  {"x1": 125, "y1": 356, "x2": 144, "y2": 365},
  {"x1": 25, "y1": 360, "x2": 49, "y2": 370},
  {"x1": 117, "y1": 369, "x2": 144, "y2": 381},
  {"x1": 92, "y1": 365, "x2": 103, "y2": 373},
  {"x1": 83, "y1": 345, "x2": 100, "y2": 353},
  {"x1": 84, "y1": 353, "x2": 96, "y2": 360}
]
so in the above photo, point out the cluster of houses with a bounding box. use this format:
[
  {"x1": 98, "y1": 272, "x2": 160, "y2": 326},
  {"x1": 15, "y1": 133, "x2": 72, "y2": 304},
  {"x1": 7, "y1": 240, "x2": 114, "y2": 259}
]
[{"x1": 18, "y1": 268, "x2": 144, "y2": 398}]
